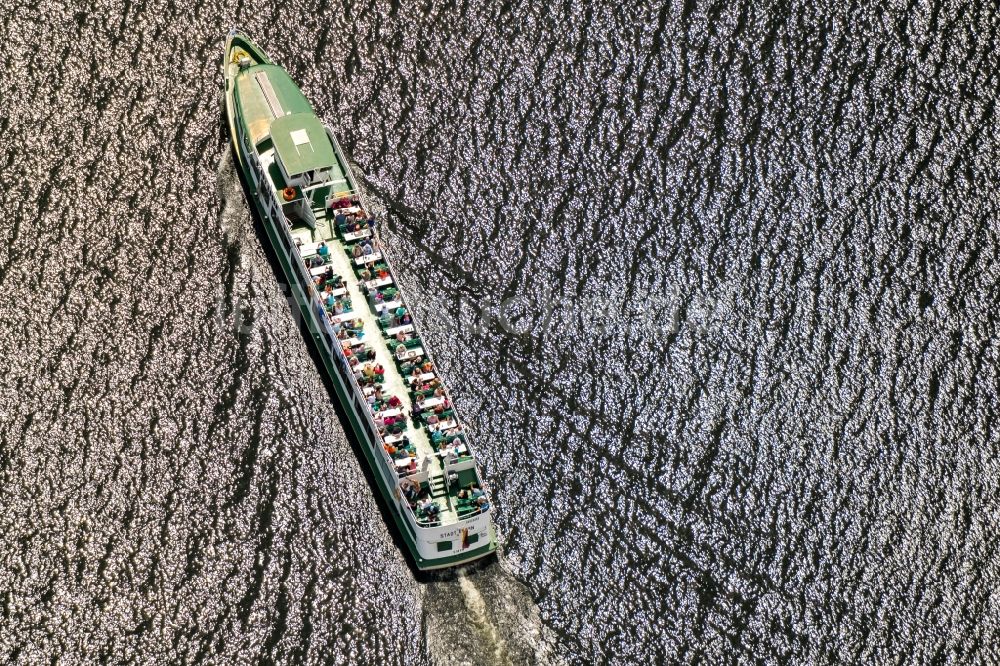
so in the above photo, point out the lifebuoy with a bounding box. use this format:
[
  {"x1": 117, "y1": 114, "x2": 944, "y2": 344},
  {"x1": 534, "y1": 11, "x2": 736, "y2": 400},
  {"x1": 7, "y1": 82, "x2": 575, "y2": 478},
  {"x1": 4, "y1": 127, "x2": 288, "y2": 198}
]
[{"x1": 282, "y1": 187, "x2": 296, "y2": 201}]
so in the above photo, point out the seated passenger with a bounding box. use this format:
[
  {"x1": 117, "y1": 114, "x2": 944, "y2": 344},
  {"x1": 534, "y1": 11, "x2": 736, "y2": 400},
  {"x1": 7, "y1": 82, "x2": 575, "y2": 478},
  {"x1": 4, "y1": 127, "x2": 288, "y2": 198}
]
[
  {"x1": 317, "y1": 242, "x2": 330, "y2": 259},
  {"x1": 395, "y1": 345, "x2": 407, "y2": 360},
  {"x1": 475, "y1": 496, "x2": 489, "y2": 511},
  {"x1": 402, "y1": 478, "x2": 419, "y2": 502},
  {"x1": 352, "y1": 244, "x2": 363, "y2": 258},
  {"x1": 361, "y1": 241, "x2": 374, "y2": 255},
  {"x1": 470, "y1": 485, "x2": 485, "y2": 499},
  {"x1": 388, "y1": 396, "x2": 401, "y2": 408}
]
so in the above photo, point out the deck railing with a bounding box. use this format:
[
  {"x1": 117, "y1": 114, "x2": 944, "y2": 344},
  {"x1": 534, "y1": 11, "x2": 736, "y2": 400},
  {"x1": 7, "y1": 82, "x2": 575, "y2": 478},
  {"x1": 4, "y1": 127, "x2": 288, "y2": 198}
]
[
  {"x1": 324, "y1": 124, "x2": 491, "y2": 508},
  {"x1": 253, "y1": 125, "x2": 490, "y2": 530},
  {"x1": 328, "y1": 132, "x2": 479, "y2": 446},
  {"x1": 234, "y1": 94, "x2": 490, "y2": 543},
  {"x1": 245, "y1": 152, "x2": 417, "y2": 505}
]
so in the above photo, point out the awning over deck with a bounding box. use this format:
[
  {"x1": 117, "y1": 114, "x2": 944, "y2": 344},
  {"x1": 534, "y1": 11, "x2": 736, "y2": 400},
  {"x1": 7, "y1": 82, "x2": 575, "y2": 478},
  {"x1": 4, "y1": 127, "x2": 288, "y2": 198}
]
[
  {"x1": 234, "y1": 64, "x2": 314, "y2": 145},
  {"x1": 271, "y1": 113, "x2": 336, "y2": 177}
]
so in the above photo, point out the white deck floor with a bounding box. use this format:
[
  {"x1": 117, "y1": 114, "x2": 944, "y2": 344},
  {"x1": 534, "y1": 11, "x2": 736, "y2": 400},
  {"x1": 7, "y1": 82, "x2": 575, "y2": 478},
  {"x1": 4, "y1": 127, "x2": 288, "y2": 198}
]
[{"x1": 297, "y1": 224, "x2": 458, "y2": 524}]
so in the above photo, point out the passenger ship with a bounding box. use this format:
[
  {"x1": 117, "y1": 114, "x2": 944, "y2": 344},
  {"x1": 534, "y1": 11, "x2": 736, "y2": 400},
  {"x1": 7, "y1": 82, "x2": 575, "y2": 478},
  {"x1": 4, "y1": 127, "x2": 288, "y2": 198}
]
[{"x1": 222, "y1": 31, "x2": 497, "y2": 570}]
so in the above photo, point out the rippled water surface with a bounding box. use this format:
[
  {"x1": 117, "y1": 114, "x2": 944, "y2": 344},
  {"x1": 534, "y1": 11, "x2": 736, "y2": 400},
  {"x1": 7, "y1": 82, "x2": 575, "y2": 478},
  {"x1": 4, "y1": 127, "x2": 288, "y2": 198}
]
[{"x1": 2, "y1": 0, "x2": 1000, "y2": 663}]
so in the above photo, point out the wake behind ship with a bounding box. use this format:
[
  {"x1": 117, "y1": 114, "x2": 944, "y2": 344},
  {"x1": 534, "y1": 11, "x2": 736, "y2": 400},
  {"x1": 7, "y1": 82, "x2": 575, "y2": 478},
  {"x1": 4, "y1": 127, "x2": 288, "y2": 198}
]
[{"x1": 222, "y1": 31, "x2": 497, "y2": 570}]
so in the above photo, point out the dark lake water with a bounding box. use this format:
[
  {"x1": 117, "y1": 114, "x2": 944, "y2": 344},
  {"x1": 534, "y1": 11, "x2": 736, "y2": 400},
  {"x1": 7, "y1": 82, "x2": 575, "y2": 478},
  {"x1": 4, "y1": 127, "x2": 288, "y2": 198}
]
[{"x1": 2, "y1": 0, "x2": 1000, "y2": 663}]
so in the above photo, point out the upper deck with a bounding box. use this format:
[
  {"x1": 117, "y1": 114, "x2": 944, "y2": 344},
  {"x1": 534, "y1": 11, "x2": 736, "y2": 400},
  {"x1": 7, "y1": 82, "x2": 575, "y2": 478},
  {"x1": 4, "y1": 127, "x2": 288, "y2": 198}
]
[{"x1": 296, "y1": 222, "x2": 491, "y2": 531}]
